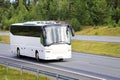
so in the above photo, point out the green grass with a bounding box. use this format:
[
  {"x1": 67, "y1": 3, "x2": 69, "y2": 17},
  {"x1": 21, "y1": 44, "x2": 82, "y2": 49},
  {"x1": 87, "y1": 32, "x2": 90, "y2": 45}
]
[
  {"x1": 0, "y1": 65, "x2": 49, "y2": 80},
  {"x1": 72, "y1": 40, "x2": 120, "y2": 57},
  {"x1": 76, "y1": 26, "x2": 120, "y2": 36},
  {"x1": 0, "y1": 30, "x2": 9, "y2": 32},
  {"x1": 0, "y1": 36, "x2": 10, "y2": 44}
]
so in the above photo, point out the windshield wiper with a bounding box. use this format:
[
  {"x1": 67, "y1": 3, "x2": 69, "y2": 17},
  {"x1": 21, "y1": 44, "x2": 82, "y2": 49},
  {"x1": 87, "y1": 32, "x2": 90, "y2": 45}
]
[
  {"x1": 45, "y1": 42, "x2": 57, "y2": 46},
  {"x1": 45, "y1": 41, "x2": 70, "y2": 46},
  {"x1": 57, "y1": 41, "x2": 70, "y2": 44}
]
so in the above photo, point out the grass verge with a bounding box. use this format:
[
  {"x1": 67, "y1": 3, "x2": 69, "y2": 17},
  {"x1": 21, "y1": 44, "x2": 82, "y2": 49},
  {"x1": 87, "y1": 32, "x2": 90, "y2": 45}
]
[
  {"x1": 75, "y1": 26, "x2": 120, "y2": 36},
  {"x1": 0, "y1": 36, "x2": 10, "y2": 44},
  {"x1": 72, "y1": 40, "x2": 120, "y2": 57},
  {"x1": 0, "y1": 30, "x2": 9, "y2": 32},
  {"x1": 0, "y1": 65, "x2": 49, "y2": 80}
]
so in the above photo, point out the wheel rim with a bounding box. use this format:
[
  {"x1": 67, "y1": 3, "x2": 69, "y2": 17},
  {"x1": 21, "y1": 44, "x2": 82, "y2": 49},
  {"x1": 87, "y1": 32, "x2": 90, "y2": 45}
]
[
  {"x1": 36, "y1": 52, "x2": 39, "y2": 61},
  {"x1": 17, "y1": 49, "x2": 20, "y2": 57}
]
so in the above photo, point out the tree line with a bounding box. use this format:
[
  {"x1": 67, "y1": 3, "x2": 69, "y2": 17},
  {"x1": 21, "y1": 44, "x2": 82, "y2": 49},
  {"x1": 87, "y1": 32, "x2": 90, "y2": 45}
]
[{"x1": 0, "y1": 0, "x2": 120, "y2": 31}]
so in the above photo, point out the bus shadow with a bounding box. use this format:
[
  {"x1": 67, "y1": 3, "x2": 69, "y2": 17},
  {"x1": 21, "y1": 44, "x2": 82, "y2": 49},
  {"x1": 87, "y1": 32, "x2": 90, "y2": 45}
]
[{"x1": 14, "y1": 55, "x2": 68, "y2": 64}]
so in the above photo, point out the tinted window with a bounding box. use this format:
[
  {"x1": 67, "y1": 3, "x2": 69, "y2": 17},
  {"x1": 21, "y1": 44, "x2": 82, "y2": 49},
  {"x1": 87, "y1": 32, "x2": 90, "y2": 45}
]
[
  {"x1": 45, "y1": 25, "x2": 71, "y2": 46},
  {"x1": 10, "y1": 25, "x2": 42, "y2": 37}
]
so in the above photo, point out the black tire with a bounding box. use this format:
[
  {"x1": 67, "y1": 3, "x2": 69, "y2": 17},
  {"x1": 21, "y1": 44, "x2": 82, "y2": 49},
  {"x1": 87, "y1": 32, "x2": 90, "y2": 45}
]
[
  {"x1": 17, "y1": 48, "x2": 21, "y2": 58},
  {"x1": 59, "y1": 58, "x2": 64, "y2": 61},
  {"x1": 35, "y1": 51, "x2": 39, "y2": 61}
]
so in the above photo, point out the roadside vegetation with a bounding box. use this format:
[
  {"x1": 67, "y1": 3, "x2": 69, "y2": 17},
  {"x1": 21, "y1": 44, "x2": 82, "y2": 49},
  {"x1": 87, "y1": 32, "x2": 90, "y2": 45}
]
[
  {"x1": 0, "y1": 30, "x2": 9, "y2": 32},
  {"x1": 0, "y1": 36, "x2": 9, "y2": 44},
  {"x1": 0, "y1": 65, "x2": 49, "y2": 80},
  {"x1": 75, "y1": 26, "x2": 120, "y2": 36},
  {"x1": 72, "y1": 40, "x2": 120, "y2": 57},
  {"x1": 0, "y1": 0, "x2": 120, "y2": 31},
  {"x1": 73, "y1": 26, "x2": 120, "y2": 58}
]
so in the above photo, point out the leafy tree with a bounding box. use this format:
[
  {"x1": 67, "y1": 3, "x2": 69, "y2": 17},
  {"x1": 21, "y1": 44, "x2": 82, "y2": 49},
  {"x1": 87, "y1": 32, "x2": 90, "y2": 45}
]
[
  {"x1": 70, "y1": 0, "x2": 87, "y2": 25},
  {"x1": 16, "y1": 0, "x2": 28, "y2": 22},
  {"x1": 118, "y1": 20, "x2": 120, "y2": 27},
  {"x1": 0, "y1": 0, "x2": 10, "y2": 22},
  {"x1": 106, "y1": 0, "x2": 120, "y2": 26},
  {"x1": 89, "y1": 0, "x2": 109, "y2": 25},
  {"x1": 57, "y1": 0, "x2": 69, "y2": 20},
  {"x1": 0, "y1": 0, "x2": 120, "y2": 30},
  {"x1": 113, "y1": 7, "x2": 120, "y2": 24},
  {"x1": 49, "y1": 0, "x2": 58, "y2": 20},
  {"x1": 28, "y1": 0, "x2": 37, "y2": 21},
  {"x1": 8, "y1": 4, "x2": 15, "y2": 19},
  {"x1": 35, "y1": 0, "x2": 50, "y2": 20},
  {"x1": 70, "y1": 18, "x2": 81, "y2": 31},
  {"x1": 1, "y1": 13, "x2": 9, "y2": 30}
]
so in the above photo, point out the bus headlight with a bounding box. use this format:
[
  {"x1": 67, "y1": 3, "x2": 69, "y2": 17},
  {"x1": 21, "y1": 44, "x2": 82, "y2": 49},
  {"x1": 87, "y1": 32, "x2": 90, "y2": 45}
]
[{"x1": 45, "y1": 49, "x2": 52, "y2": 53}]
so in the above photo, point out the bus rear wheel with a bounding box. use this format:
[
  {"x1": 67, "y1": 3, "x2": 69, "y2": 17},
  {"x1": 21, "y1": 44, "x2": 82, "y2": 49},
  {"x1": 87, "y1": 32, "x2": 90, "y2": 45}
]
[
  {"x1": 35, "y1": 51, "x2": 39, "y2": 61},
  {"x1": 17, "y1": 48, "x2": 21, "y2": 58}
]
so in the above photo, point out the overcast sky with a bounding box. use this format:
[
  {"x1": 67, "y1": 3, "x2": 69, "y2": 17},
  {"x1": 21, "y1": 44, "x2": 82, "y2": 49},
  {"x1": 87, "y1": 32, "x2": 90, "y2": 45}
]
[{"x1": 10, "y1": 0, "x2": 15, "y2": 2}]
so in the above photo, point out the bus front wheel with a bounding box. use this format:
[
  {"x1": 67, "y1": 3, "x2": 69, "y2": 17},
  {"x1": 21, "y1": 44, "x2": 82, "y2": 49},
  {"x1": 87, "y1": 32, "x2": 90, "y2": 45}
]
[
  {"x1": 35, "y1": 51, "x2": 39, "y2": 61},
  {"x1": 17, "y1": 48, "x2": 21, "y2": 58}
]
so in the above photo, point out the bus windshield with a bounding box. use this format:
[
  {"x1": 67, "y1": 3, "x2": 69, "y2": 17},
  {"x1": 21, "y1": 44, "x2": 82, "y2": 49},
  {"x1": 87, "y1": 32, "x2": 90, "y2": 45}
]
[{"x1": 45, "y1": 25, "x2": 70, "y2": 46}]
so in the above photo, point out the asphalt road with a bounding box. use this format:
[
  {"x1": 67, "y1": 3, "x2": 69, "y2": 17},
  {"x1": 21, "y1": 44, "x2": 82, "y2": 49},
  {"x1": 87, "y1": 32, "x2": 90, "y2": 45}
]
[
  {"x1": 0, "y1": 32, "x2": 9, "y2": 36},
  {"x1": 72, "y1": 35, "x2": 120, "y2": 42},
  {"x1": 0, "y1": 44, "x2": 120, "y2": 80}
]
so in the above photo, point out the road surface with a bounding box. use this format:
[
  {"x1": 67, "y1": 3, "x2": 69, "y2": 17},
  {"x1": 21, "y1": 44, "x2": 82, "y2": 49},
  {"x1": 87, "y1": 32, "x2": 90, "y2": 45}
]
[
  {"x1": 0, "y1": 44, "x2": 120, "y2": 80},
  {"x1": 0, "y1": 32, "x2": 9, "y2": 36},
  {"x1": 72, "y1": 35, "x2": 120, "y2": 42}
]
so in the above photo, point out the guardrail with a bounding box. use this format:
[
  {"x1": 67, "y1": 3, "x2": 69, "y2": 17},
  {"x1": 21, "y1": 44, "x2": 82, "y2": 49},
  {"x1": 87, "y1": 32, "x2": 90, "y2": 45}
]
[{"x1": 0, "y1": 56, "x2": 106, "y2": 80}]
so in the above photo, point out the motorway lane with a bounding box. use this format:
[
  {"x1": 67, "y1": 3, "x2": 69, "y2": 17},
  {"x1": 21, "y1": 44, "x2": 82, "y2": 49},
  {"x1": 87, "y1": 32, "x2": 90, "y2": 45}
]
[
  {"x1": 72, "y1": 35, "x2": 120, "y2": 42},
  {"x1": 0, "y1": 32, "x2": 9, "y2": 36},
  {"x1": 0, "y1": 44, "x2": 120, "y2": 80}
]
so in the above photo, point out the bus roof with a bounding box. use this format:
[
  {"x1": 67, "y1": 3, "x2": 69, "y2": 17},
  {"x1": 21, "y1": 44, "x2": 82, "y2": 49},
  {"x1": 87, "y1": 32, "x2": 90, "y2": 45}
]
[{"x1": 11, "y1": 21, "x2": 68, "y2": 26}]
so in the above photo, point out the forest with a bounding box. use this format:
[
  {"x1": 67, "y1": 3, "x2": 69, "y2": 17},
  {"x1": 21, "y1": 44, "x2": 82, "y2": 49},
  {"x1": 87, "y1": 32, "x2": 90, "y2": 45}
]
[{"x1": 0, "y1": 0, "x2": 120, "y2": 31}]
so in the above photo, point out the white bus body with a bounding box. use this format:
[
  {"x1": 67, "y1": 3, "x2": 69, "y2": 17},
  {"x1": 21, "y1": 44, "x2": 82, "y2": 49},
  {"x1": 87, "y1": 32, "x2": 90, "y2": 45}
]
[{"x1": 10, "y1": 21, "x2": 74, "y2": 60}]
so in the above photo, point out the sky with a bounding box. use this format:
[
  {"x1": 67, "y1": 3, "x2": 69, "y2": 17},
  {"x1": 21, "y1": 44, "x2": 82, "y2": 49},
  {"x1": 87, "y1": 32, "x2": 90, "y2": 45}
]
[{"x1": 10, "y1": 0, "x2": 15, "y2": 2}]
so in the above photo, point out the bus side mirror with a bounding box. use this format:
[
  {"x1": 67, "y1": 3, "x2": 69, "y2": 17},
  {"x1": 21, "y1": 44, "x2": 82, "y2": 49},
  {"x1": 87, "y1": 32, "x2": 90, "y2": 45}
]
[
  {"x1": 69, "y1": 26, "x2": 75, "y2": 37},
  {"x1": 71, "y1": 28, "x2": 75, "y2": 36}
]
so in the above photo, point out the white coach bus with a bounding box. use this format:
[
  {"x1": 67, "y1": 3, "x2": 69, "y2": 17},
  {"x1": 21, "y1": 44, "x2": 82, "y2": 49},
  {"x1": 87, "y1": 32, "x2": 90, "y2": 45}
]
[{"x1": 10, "y1": 21, "x2": 74, "y2": 61}]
